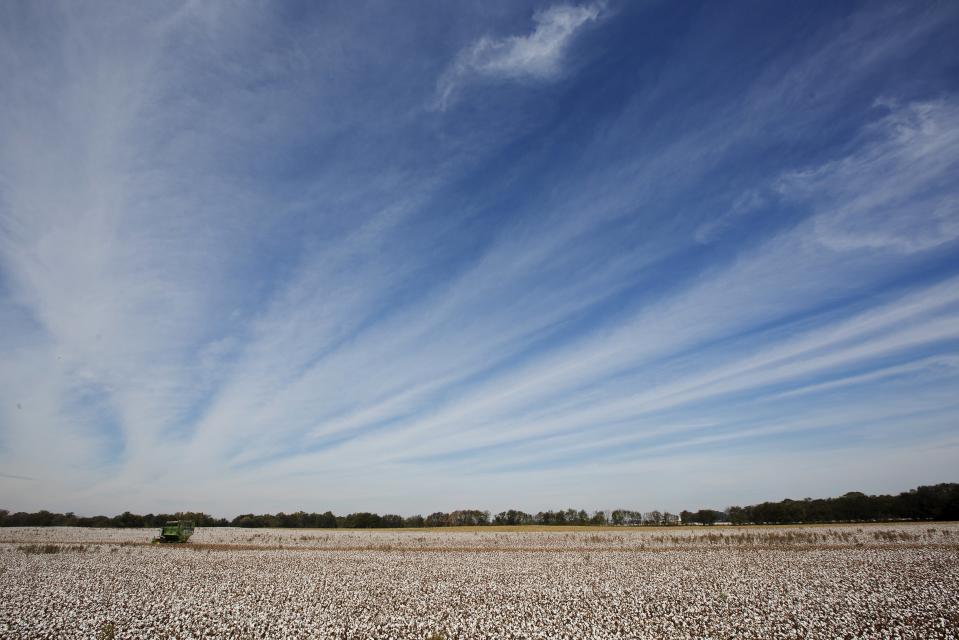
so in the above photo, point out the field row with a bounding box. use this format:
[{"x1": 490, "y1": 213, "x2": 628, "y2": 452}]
[{"x1": 1, "y1": 522, "x2": 956, "y2": 550}]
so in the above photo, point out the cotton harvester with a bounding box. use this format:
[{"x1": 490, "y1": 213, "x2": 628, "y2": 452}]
[{"x1": 152, "y1": 520, "x2": 195, "y2": 543}]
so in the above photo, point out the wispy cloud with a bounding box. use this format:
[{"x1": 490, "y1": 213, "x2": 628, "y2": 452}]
[
  {"x1": 435, "y1": 2, "x2": 603, "y2": 109},
  {"x1": 779, "y1": 100, "x2": 959, "y2": 253}
]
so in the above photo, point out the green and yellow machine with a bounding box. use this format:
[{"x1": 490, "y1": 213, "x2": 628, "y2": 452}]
[{"x1": 152, "y1": 520, "x2": 195, "y2": 543}]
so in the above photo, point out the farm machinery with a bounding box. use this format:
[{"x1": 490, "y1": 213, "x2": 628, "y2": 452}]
[{"x1": 152, "y1": 520, "x2": 195, "y2": 543}]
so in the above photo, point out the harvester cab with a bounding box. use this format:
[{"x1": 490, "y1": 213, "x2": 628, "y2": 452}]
[{"x1": 153, "y1": 520, "x2": 195, "y2": 543}]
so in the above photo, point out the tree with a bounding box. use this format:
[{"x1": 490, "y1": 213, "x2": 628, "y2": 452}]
[
  {"x1": 341, "y1": 512, "x2": 382, "y2": 528},
  {"x1": 114, "y1": 511, "x2": 145, "y2": 528},
  {"x1": 425, "y1": 512, "x2": 449, "y2": 527},
  {"x1": 318, "y1": 511, "x2": 337, "y2": 528},
  {"x1": 494, "y1": 510, "x2": 533, "y2": 525},
  {"x1": 694, "y1": 509, "x2": 721, "y2": 526},
  {"x1": 448, "y1": 510, "x2": 489, "y2": 526},
  {"x1": 381, "y1": 514, "x2": 404, "y2": 528},
  {"x1": 404, "y1": 514, "x2": 425, "y2": 528},
  {"x1": 644, "y1": 511, "x2": 662, "y2": 525}
]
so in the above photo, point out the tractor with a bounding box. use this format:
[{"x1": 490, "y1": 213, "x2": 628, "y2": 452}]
[{"x1": 152, "y1": 520, "x2": 195, "y2": 543}]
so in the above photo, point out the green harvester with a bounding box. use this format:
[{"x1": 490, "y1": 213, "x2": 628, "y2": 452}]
[{"x1": 152, "y1": 520, "x2": 195, "y2": 543}]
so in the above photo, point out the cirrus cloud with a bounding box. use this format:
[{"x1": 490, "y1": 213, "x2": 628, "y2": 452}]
[{"x1": 435, "y1": 2, "x2": 604, "y2": 109}]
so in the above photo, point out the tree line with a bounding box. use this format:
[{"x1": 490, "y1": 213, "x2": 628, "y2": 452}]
[
  {"x1": 724, "y1": 483, "x2": 959, "y2": 524},
  {"x1": 1, "y1": 483, "x2": 956, "y2": 528}
]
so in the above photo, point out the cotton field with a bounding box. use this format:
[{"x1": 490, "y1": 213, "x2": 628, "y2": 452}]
[{"x1": 1, "y1": 525, "x2": 957, "y2": 639}]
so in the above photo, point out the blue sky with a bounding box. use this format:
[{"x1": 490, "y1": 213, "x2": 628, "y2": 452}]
[{"x1": 1, "y1": 1, "x2": 958, "y2": 517}]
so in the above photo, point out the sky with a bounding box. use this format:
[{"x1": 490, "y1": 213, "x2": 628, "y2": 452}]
[{"x1": 1, "y1": 1, "x2": 958, "y2": 518}]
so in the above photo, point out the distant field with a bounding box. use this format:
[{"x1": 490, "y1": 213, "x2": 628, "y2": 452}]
[{"x1": 2, "y1": 524, "x2": 957, "y2": 639}]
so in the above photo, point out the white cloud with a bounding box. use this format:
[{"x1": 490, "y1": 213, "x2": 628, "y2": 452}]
[
  {"x1": 778, "y1": 100, "x2": 959, "y2": 253},
  {"x1": 436, "y1": 2, "x2": 603, "y2": 109}
]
